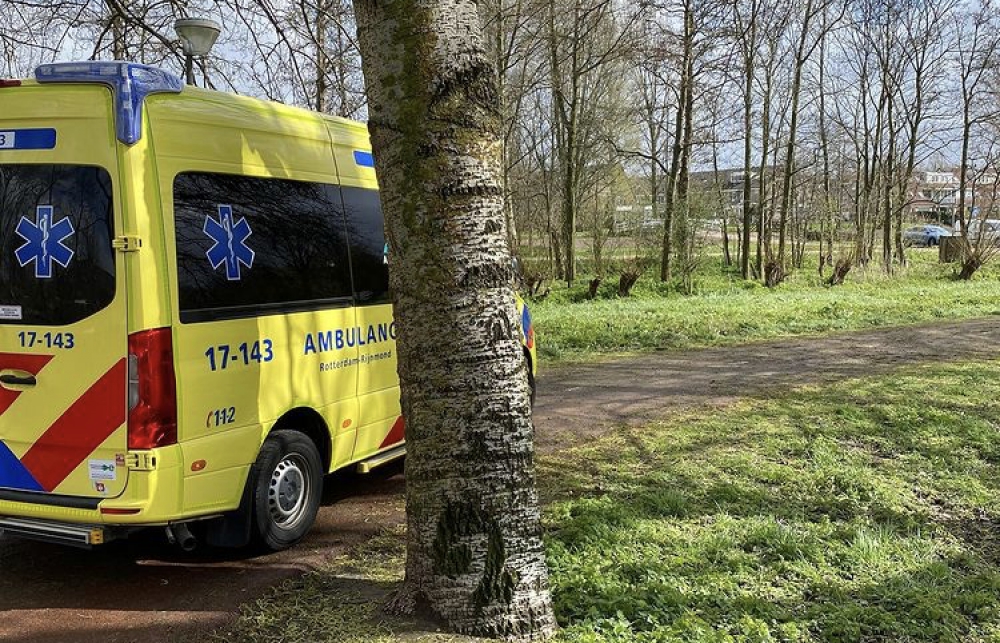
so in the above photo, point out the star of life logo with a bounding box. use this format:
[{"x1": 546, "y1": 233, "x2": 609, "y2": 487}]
[
  {"x1": 14, "y1": 205, "x2": 75, "y2": 278},
  {"x1": 204, "y1": 205, "x2": 255, "y2": 281}
]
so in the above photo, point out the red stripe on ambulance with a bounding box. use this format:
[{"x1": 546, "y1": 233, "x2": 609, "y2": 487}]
[
  {"x1": 21, "y1": 359, "x2": 126, "y2": 492},
  {"x1": 0, "y1": 353, "x2": 54, "y2": 417},
  {"x1": 379, "y1": 415, "x2": 405, "y2": 449}
]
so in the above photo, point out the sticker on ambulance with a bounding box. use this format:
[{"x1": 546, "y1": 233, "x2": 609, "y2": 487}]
[
  {"x1": 204, "y1": 205, "x2": 255, "y2": 281},
  {"x1": 15, "y1": 205, "x2": 75, "y2": 278},
  {"x1": 88, "y1": 460, "x2": 117, "y2": 481},
  {"x1": 354, "y1": 150, "x2": 375, "y2": 168},
  {"x1": 0, "y1": 129, "x2": 56, "y2": 150},
  {"x1": 0, "y1": 305, "x2": 22, "y2": 320}
]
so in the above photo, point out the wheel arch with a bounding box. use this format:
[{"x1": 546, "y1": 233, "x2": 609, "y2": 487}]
[
  {"x1": 269, "y1": 407, "x2": 332, "y2": 474},
  {"x1": 207, "y1": 408, "x2": 330, "y2": 549}
]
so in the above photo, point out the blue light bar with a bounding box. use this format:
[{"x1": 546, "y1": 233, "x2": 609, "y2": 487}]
[{"x1": 34, "y1": 61, "x2": 183, "y2": 146}]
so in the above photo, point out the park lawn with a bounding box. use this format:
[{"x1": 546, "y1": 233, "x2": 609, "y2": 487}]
[
  {"x1": 212, "y1": 359, "x2": 1000, "y2": 642},
  {"x1": 530, "y1": 249, "x2": 1000, "y2": 362},
  {"x1": 543, "y1": 359, "x2": 1000, "y2": 641}
]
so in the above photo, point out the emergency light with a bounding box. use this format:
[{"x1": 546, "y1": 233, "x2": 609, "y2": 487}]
[{"x1": 34, "y1": 62, "x2": 183, "y2": 145}]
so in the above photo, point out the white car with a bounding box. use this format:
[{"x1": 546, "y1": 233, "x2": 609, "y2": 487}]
[{"x1": 966, "y1": 219, "x2": 1000, "y2": 243}]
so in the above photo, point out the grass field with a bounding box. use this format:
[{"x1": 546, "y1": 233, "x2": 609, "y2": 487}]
[
  {"x1": 543, "y1": 360, "x2": 1000, "y2": 641},
  {"x1": 213, "y1": 359, "x2": 1000, "y2": 642},
  {"x1": 530, "y1": 248, "x2": 1000, "y2": 363}
]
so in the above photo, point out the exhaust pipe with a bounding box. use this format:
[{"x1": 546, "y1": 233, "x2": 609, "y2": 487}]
[{"x1": 165, "y1": 523, "x2": 197, "y2": 552}]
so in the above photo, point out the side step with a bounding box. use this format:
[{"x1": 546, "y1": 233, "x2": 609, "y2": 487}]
[
  {"x1": 356, "y1": 445, "x2": 406, "y2": 474},
  {"x1": 0, "y1": 516, "x2": 111, "y2": 549}
]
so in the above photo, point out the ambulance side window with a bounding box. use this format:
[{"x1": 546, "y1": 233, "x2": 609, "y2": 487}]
[
  {"x1": 173, "y1": 172, "x2": 353, "y2": 323},
  {"x1": 342, "y1": 186, "x2": 389, "y2": 305}
]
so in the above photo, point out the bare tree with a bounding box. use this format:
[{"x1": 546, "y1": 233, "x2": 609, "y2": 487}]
[
  {"x1": 214, "y1": 0, "x2": 365, "y2": 115},
  {"x1": 730, "y1": 0, "x2": 767, "y2": 280},
  {"x1": 891, "y1": 0, "x2": 955, "y2": 264},
  {"x1": 547, "y1": 0, "x2": 636, "y2": 285},
  {"x1": 771, "y1": 0, "x2": 843, "y2": 283},
  {"x1": 631, "y1": 20, "x2": 676, "y2": 274},
  {"x1": 953, "y1": 0, "x2": 1000, "y2": 279}
]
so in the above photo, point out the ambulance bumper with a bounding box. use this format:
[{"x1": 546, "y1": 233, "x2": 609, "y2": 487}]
[
  {"x1": 0, "y1": 444, "x2": 191, "y2": 527},
  {"x1": 0, "y1": 516, "x2": 117, "y2": 549}
]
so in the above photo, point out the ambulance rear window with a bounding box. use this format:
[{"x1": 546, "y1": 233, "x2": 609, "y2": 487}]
[
  {"x1": 0, "y1": 165, "x2": 116, "y2": 326},
  {"x1": 342, "y1": 186, "x2": 389, "y2": 305}
]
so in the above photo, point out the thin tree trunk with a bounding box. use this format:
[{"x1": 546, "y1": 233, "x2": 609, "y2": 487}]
[
  {"x1": 712, "y1": 147, "x2": 732, "y2": 267},
  {"x1": 776, "y1": 0, "x2": 816, "y2": 270},
  {"x1": 756, "y1": 41, "x2": 776, "y2": 277},
  {"x1": 659, "y1": 95, "x2": 683, "y2": 282},
  {"x1": 353, "y1": 2, "x2": 556, "y2": 638},
  {"x1": 817, "y1": 18, "x2": 833, "y2": 272},
  {"x1": 315, "y1": 0, "x2": 329, "y2": 112},
  {"x1": 734, "y1": 0, "x2": 759, "y2": 280},
  {"x1": 660, "y1": 2, "x2": 693, "y2": 283},
  {"x1": 740, "y1": 66, "x2": 754, "y2": 279},
  {"x1": 676, "y1": 11, "x2": 695, "y2": 223},
  {"x1": 880, "y1": 35, "x2": 897, "y2": 273},
  {"x1": 105, "y1": 0, "x2": 126, "y2": 60}
]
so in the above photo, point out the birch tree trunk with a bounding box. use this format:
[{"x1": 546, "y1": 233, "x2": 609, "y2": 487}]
[{"x1": 353, "y1": 1, "x2": 556, "y2": 639}]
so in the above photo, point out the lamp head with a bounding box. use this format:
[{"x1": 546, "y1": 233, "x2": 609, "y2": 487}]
[{"x1": 174, "y1": 18, "x2": 221, "y2": 57}]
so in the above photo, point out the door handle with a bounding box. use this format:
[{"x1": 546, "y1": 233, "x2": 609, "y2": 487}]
[{"x1": 0, "y1": 371, "x2": 36, "y2": 388}]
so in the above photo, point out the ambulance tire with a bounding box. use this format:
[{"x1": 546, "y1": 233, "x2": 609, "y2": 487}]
[{"x1": 248, "y1": 430, "x2": 323, "y2": 552}]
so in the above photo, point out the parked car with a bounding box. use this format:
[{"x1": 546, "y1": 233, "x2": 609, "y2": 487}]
[
  {"x1": 902, "y1": 224, "x2": 953, "y2": 247},
  {"x1": 965, "y1": 219, "x2": 1000, "y2": 244}
]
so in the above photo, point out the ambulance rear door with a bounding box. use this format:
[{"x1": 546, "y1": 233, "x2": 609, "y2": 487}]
[{"x1": 0, "y1": 81, "x2": 129, "y2": 502}]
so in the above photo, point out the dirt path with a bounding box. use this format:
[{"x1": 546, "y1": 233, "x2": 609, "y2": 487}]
[
  {"x1": 534, "y1": 317, "x2": 1000, "y2": 449},
  {"x1": 2, "y1": 317, "x2": 998, "y2": 642}
]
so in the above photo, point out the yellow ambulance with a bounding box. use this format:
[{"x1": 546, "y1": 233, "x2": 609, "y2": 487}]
[{"x1": 0, "y1": 61, "x2": 537, "y2": 551}]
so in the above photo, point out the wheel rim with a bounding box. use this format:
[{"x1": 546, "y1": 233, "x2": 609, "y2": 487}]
[{"x1": 268, "y1": 453, "x2": 311, "y2": 530}]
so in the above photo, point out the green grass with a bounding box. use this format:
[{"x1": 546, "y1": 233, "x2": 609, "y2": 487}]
[
  {"x1": 542, "y1": 360, "x2": 1000, "y2": 641},
  {"x1": 530, "y1": 249, "x2": 1000, "y2": 362},
  {"x1": 214, "y1": 359, "x2": 1000, "y2": 642}
]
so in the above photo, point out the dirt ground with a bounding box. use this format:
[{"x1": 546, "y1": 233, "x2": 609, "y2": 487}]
[
  {"x1": 532, "y1": 316, "x2": 1000, "y2": 449},
  {"x1": 2, "y1": 317, "x2": 998, "y2": 643}
]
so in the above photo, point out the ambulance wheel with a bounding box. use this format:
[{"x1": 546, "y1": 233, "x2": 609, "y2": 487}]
[{"x1": 249, "y1": 430, "x2": 323, "y2": 552}]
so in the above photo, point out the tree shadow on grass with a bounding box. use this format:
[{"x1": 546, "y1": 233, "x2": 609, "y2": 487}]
[
  {"x1": 548, "y1": 471, "x2": 1000, "y2": 640},
  {"x1": 542, "y1": 368, "x2": 1000, "y2": 640}
]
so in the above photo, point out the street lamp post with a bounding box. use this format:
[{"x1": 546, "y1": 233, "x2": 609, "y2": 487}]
[{"x1": 174, "y1": 18, "x2": 221, "y2": 86}]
